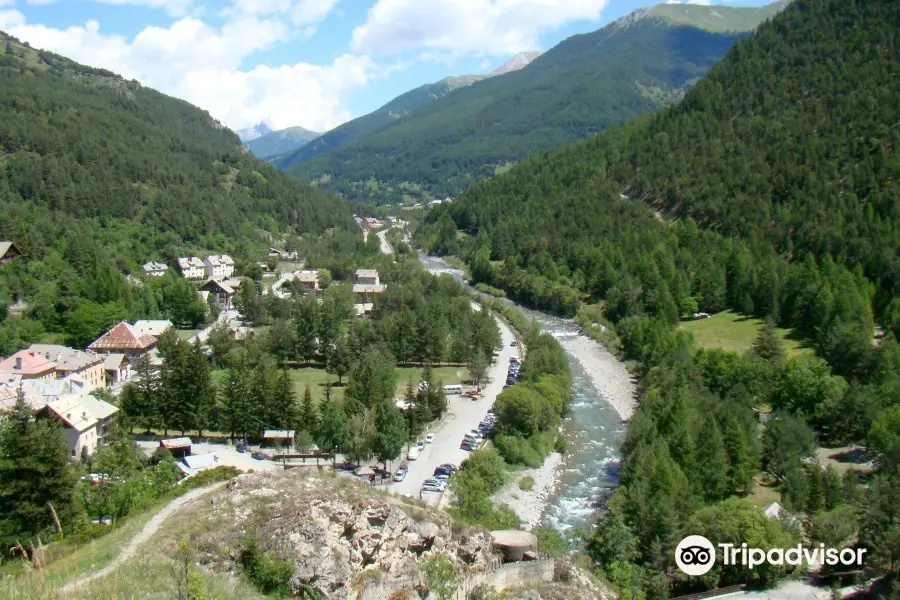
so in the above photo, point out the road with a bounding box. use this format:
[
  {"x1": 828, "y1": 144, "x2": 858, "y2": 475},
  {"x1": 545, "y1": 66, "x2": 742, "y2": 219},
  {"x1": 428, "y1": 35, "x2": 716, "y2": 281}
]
[
  {"x1": 388, "y1": 306, "x2": 521, "y2": 504},
  {"x1": 188, "y1": 309, "x2": 240, "y2": 344},
  {"x1": 61, "y1": 482, "x2": 228, "y2": 594},
  {"x1": 376, "y1": 228, "x2": 393, "y2": 255}
]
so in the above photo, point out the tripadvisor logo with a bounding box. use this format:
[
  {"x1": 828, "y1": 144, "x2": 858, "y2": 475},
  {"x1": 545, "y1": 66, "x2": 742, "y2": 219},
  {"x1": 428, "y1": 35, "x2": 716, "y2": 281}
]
[{"x1": 675, "y1": 535, "x2": 868, "y2": 576}]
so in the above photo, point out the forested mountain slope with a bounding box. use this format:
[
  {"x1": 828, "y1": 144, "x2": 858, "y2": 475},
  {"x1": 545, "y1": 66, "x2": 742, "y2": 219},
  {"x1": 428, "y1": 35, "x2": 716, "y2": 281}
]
[
  {"x1": 285, "y1": 1, "x2": 785, "y2": 204},
  {"x1": 245, "y1": 125, "x2": 320, "y2": 159},
  {"x1": 426, "y1": 1, "x2": 900, "y2": 594},
  {"x1": 0, "y1": 31, "x2": 353, "y2": 351},
  {"x1": 278, "y1": 53, "x2": 541, "y2": 171}
]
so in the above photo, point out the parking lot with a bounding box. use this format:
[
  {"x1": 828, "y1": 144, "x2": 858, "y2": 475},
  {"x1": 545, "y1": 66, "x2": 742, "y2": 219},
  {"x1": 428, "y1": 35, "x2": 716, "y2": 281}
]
[{"x1": 387, "y1": 310, "x2": 521, "y2": 503}]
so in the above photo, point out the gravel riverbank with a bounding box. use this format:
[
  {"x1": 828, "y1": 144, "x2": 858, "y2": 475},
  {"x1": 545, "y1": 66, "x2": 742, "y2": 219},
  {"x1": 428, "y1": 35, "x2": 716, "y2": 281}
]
[
  {"x1": 559, "y1": 335, "x2": 636, "y2": 421},
  {"x1": 492, "y1": 452, "x2": 564, "y2": 529}
]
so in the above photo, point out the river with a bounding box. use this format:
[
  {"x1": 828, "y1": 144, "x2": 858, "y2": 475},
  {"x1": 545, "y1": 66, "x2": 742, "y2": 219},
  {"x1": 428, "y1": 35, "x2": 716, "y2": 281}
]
[{"x1": 417, "y1": 252, "x2": 626, "y2": 533}]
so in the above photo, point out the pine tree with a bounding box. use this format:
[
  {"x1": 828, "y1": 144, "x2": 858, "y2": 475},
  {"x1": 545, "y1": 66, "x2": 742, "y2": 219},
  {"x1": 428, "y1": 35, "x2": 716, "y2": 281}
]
[
  {"x1": 191, "y1": 340, "x2": 216, "y2": 436},
  {"x1": 299, "y1": 384, "x2": 318, "y2": 434},
  {"x1": 806, "y1": 465, "x2": 825, "y2": 514},
  {"x1": 696, "y1": 417, "x2": 730, "y2": 502},
  {"x1": 0, "y1": 390, "x2": 78, "y2": 541},
  {"x1": 132, "y1": 353, "x2": 160, "y2": 431},
  {"x1": 723, "y1": 418, "x2": 755, "y2": 494},
  {"x1": 823, "y1": 465, "x2": 843, "y2": 510},
  {"x1": 269, "y1": 369, "x2": 298, "y2": 430},
  {"x1": 750, "y1": 317, "x2": 787, "y2": 362},
  {"x1": 222, "y1": 357, "x2": 251, "y2": 440},
  {"x1": 372, "y1": 400, "x2": 408, "y2": 470}
]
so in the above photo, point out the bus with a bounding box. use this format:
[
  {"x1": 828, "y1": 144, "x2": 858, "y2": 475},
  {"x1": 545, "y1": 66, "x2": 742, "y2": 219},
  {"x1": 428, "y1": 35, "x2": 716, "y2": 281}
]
[{"x1": 443, "y1": 384, "x2": 462, "y2": 395}]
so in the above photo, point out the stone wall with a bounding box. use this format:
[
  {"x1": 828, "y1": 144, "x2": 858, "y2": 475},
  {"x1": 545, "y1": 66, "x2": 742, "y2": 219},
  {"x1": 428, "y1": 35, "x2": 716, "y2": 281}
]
[{"x1": 359, "y1": 559, "x2": 555, "y2": 600}]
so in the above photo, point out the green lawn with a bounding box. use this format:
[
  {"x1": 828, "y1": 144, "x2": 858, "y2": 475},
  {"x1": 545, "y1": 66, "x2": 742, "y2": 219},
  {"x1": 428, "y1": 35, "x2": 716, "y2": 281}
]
[
  {"x1": 176, "y1": 329, "x2": 201, "y2": 340},
  {"x1": 288, "y1": 365, "x2": 470, "y2": 405},
  {"x1": 680, "y1": 310, "x2": 813, "y2": 357}
]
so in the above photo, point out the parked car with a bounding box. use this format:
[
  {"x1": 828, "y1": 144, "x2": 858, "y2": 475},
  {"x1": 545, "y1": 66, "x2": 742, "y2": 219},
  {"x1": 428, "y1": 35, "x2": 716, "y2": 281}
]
[
  {"x1": 235, "y1": 443, "x2": 248, "y2": 453},
  {"x1": 424, "y1": 478, "x2": 447, "y2": 490},
  {"x1": 439, "y1": 463, "x2": 458, "y2": 472},
  {"x1": 424, "y1": 433, "x2": 435, "y2": 444},
  {"x1": 421, "y1": 484, "x2": 442, "y2": 493},
  {"x1": 251, "y1": 451, "x2": 269, "y2": 460},
  {"x1": 460, "y1": 440, "x2": 476, "y2": 451},
  {"x1": 434, "y1": 466, "x2": 452, "y2": 477},
  {"x1": 393, "y1": 466, "x2": 408, "y2": 481},
  {"x1": 434, "y1": 473, "x2": 450, "y2": 481},
  {"x1": 407, "y1": 447, "x2": 420, "y2": 461},
  {"x1": 510, "y1": 340, "x2": 518, "y2": 347}
]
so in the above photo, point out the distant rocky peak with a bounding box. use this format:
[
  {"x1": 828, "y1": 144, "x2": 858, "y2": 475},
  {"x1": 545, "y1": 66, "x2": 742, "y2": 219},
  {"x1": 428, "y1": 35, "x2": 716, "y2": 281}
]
[
  {"x1": 491, "y1": 51, "x2": 542, "y2": 75},
  {"x1": 235, "y1": 122, "x2": 272, "y2": 143}
]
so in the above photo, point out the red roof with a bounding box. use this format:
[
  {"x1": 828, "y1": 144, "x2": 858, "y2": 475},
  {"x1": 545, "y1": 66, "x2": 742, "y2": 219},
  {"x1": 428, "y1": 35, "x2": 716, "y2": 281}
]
[
  {"x1": 0, "y1": 350, "x2": 56, "y2": 377},
  {"x1": 87, "y1": 321, "x2": 156, "y2": 352}
]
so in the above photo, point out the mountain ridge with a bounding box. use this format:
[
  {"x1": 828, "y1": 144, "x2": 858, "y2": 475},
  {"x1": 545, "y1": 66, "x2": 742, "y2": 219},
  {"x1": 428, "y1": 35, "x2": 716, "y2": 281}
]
[{"x1": 244, "y1": 125, "x2": 321, "y2": 160}]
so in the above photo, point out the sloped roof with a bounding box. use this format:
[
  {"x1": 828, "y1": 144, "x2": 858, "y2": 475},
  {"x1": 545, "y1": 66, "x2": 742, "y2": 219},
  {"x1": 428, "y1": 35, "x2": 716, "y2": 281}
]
[
  {"x1": 103, "y1": 353, "x2": 129, "y2": 371},
  {"x1": 355, "y1": 268, "x2": 379, "y2": 279},
  {"x1": 28, "y1": 344, "x2": 102, "y2": 372},
  {"x1": 133, "y1": 320, "x2": 173, "y2": 337},
  {"x1": 0, "y1": 350, "x2": 57, "y2": 376},
  {"x1": 263, "y1": 430, "x2": 295, "y2": 439},
  {"x1": 46, "y1": 396, "x2": 97, "y2": 432},
  {"x1": 80, "y1": 394, "x2": 119, "y2": 421},
  {"x1": 294, "y1": 270, "x2": 319, "y2": 282},
  {"x1": 160, "y1": 437, "x2": 192, "y2": 449},
  {"x1": 88, "y1": 321, "x2": 156, "y2": 352},
  {"x1": 200, "y1": 279, "x2": 235, "y2": 295},
  {"x1": 0, "y1": 241, "x2": 21, "y2": 258},
  {"x1": 178, "y1": 256, "x2": 203, "y2": 269},
  {"x1": 353, "y1": 284, "x2": 387, "y2": 294},
  {"x1": 142, "y1": 261, "x2": 168, "y2": 272}
]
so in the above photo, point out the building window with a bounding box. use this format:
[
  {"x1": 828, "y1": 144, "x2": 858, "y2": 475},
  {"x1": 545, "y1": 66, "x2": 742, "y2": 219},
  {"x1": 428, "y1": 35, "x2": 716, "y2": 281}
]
[{"x1": 71, "y1": 448, "x2": 76, "y2": 457}]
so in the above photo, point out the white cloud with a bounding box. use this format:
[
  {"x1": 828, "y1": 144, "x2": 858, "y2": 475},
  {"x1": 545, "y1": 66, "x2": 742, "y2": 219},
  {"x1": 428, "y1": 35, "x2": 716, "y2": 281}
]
[
  {"x1": 225, "y1": 0, "x2": 339, "y2": 26},
  {"x1": 2, "y1": 11, "x2": 377, "y2": 132},
  {"x1": 92, "y1": 0, "x2": 195, "y2": 17},
  {"x1": 352, "y1": 0, "x2": 610, "y2": 56}
]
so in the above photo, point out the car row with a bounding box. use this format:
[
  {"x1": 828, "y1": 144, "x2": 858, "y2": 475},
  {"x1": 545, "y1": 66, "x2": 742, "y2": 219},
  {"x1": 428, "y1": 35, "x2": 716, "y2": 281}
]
[{"x1": 422, "y1": 463, "x2": 457, "y2": 493}]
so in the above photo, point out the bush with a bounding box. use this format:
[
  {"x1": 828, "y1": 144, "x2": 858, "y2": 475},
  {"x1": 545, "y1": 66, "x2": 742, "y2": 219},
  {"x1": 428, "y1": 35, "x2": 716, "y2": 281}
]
[
  {"x1": 239, "y1": 537, "x2": 294, "y2": 596},
  {"x1": 180, "y1": 466, "x2": 240, "y2": 491},
  {"x1": 518, "y1": 476, "x2": 535, "y2": 491},
  {"x1": 554, "y1": 433, "x2": 568, "y2": 453},
  {"x1": 494, "y1": 434, "x2": 542, "y2": 467},
  {"x1": 534, "y1": 526, "x2": 567, "y2": 557}
]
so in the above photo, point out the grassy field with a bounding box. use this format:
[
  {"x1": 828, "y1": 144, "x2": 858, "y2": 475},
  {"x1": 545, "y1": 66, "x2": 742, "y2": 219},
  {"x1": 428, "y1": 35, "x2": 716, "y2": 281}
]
[
  {"x1": 680, "y1": 310, "x2": 813, "y2": 357},
  {"x1": 288, "y1": 365, "x2": 470, "y2": 405},
  {"x1": 176, "y1": 329, "x2": 201, "y2": 340}
]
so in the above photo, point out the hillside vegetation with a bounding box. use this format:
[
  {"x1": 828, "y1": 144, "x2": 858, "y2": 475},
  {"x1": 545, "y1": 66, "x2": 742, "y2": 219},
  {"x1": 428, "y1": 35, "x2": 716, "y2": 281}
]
[
  {"x1": 0, "y1": 30, "x2": 353, "y2": 350},
  {"x1": 424, "y1": 0, "x2": 900, "y2": 595},
  {"x1": 284, "y1": 2, "x2": 785, "y2": 204}
]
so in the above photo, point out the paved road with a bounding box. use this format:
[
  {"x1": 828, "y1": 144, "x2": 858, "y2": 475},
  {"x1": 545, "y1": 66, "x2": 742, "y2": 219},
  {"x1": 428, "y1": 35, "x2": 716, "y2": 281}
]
[
  {"x1": 61, "y1": 482, "x2": 228, "y2": 594},
  {"x1": 188, "y1": 309, "x2": 240, "y2": 344},
  {"x1": 388, "y1": 307, "x2": 522, "y2": 503},
  {"x1": 376, "y1": 228, "x2": 393, "y2": 255}
]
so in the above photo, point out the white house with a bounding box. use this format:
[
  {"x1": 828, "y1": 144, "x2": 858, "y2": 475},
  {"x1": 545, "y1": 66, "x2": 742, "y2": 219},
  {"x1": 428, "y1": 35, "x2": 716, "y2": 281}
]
[
  {"x1": 353, "y1": 268, "x2": 386, "y2": 296},
  {"x1": 178, "y1": 256, "x2": 205, "y2": 280},
  {"x1": 204, "y1": 254, "x2": 235, "y2": 280},
  {"x1": 103, "y1": 354, "x2": 131, "y2": 386},
  {"x1": 141, "y1": 261, "x2": 169, "y2": 277}
]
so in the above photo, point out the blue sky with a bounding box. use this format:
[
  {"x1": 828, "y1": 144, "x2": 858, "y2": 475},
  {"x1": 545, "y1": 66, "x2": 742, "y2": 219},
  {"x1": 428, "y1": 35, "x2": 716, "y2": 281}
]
[{"x1": 0, "y1": 0, "x2": 771, "y2": 133}]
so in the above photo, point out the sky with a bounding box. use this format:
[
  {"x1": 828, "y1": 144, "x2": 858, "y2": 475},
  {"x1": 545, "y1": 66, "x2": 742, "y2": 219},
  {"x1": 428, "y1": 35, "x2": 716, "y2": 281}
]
[{"x1": 0, "y1": 0, "x2": 772, "y2": 135}]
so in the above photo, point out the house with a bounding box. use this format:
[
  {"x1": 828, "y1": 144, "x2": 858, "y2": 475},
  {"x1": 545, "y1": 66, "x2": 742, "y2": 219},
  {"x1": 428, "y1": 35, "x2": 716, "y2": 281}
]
[
  {"x1": 180, "y1": 453, "x2": 219, "y2": 474},
  {"x1": 141, "y1": 261, "x2": 169, "y2": 277},
  {"x1": 103, "y1": 354, "x2": 131, "y2": 386},
  {"x1": 203, "y1": 254, "x2": 235, "y2": 280},
  {"x1": 763, "y1": 502, "x2": 782, "y2": 519},
  {"x1": 0, "y1": 350, "x2": 57, "y2": 381},
  {"x1": 199, "y1": 279, "x2": 235, "y2": 311},
  {"x1": 294, "y1": 270, "x2": 319, "y2": 291},
  {"x1": 28, "y1": 344, "x2": 105, "y2": 388},
  {"x1": 42, "y1": 393, "x2": 118, "y2": 459},
  {"x1": 87, "y1": 321, "x2": 157, "y2": 359},
  {"x1": 177, "y1": 256, "x2": 205, "y2": 280},
  {"x1": 355, "y1": 269, "x2": 380, "y2": 286},
  {"x1": 354, "y1": 303, "x2": 375, "y2": 316},
  {"x1": 0, "y1": 241, "x2": 22, "y2": 263},
  {"x1": 0, "y1": 374, "x2": 117, "y2": 458},
  {"x1": 160, "y1": 437, "x2": 192, "y2": 459},
  {"x1": 132, "y1": 319, "x2": 174, "y2": 337}
]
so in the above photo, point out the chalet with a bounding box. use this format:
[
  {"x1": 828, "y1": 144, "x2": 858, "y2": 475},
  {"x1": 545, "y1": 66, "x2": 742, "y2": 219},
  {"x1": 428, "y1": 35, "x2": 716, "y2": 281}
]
[
  {"x1": 28, "y1": 344, "x2": 105, "y2": 388},
  {"x1": 141, "y1": 261, "x2": 169, "y2": 277},
  {"x1": 133, "y1": 319, "x2": 173, "y2": 337},
  {"x1": 204, "y1": 254, "x2": 235, "y2": 280},
  {"x1": 43, "y1": 394, "x2": 118, "y2": 458},
  {"x1": 103, "y1": 354, "x2": 131, "y2": 386},
  {"x1": 263, "y1": 430, "x2": 295, "y2": 447},
  {"x1": 0, "y1": 350, "x2": 57, "y2": 381},
  {"x1": 353, "y1": 268, "x2": 386, "y2": 296},
  {"x1": 294, "y1": 270, "x2": 319, "y2": 291},
  {"x1": 87, "y1": 321, "x2": 157, "y2": 359},
  {"x1": 199, "y1": 279, "x2": 235, "y2": 311},
  {"x1": 0, "y1": 241, "x2": 22, "y2": 263},
  {"x1": 177, "y1": 256, "x2": 205, "y2": 280}
]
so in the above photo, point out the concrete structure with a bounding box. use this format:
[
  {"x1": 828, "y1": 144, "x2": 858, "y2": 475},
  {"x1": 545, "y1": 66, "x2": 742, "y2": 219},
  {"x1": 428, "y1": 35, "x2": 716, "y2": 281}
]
[
  {"x1": 0, "y1": 350, "x2": 58, "y2": 380},
  {"x1": 355, "y1": 269, "x2": 380, "y2": 286},
  {"x1": 103, "y1": 354, "x2": 131, "y2": 386},
  {"x1": 0, "y1": 241, "x2": 22, "y2": 263},
  {"x1": 293, "y1": 270, "x2": 319, "y2": 291},
  {"x1": 178, "y1": 256, "x2": 205, "y2": 280},
  {"x1": 133, "y1": 319, "x2": 174, "y2": 337},
  {"x1": 141, "y1": 261, "x2": 169, "y2": 277},
  {"x1": 354, "y1": 303, "x2": 375, "y2": 316},
  {"x1": 28, "y1": 344, "x2": 105, "y2": 388},
  {"x1": 88, "y1": 321, "x2": 157, "y2": 358},
  {"x1": 203, "y1": 254, "x2": 235, "y2": 280},
  {"x1": 490, "y1": 530, "x2": 538, "y2": 562},
  {"x1": 199, "y1": 279, "x2": 235, "y2": 311}
]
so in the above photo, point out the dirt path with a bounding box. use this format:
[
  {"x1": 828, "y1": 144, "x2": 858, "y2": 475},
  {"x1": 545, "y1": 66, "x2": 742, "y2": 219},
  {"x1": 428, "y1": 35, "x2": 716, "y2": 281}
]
[{"x1": 61, "y1": 482, "x2": 227, "y2": 594}]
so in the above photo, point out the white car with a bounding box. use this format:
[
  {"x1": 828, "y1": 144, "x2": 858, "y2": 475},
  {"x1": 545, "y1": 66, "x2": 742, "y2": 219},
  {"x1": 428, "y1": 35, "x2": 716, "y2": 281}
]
[{"x1": 424, "y1": 433, "x2": 435, "y2": 444}]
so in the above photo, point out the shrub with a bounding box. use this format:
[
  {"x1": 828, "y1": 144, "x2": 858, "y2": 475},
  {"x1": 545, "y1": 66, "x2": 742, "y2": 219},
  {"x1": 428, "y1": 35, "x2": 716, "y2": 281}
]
[
  {"x1": 518, "y1": 476, "x2": 535, "y2": 491},
  {"x1": 239, "y1": 537, "x2": 294, "y2": 596}
]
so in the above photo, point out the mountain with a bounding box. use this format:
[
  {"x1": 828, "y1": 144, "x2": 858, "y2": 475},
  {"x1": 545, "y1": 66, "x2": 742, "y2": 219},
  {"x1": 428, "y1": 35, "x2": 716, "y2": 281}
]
[
  {"x1": 0, "y1": 30, "x2": 353, "y2": 352},
  {"x1": 244, "y1": 125, "x2": 321, "y2": 160},
  {"x1": 282, "y1": 1, "x2": 787, "y2": 204},
  {"x1": 235, "y1": 122, "x2": 272, "y2": 142},
  {"x1": 491, "y1": 51, "x2": 541, "y2": 75},
  {"x1": 429, "y1": 0, "x2": 900, "y2": 592},
  {"x1": 276, "y1": 52, "x2": 541, "y2": 171}
]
